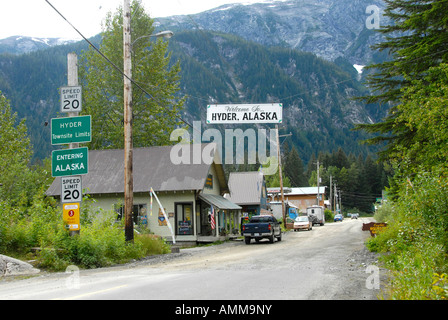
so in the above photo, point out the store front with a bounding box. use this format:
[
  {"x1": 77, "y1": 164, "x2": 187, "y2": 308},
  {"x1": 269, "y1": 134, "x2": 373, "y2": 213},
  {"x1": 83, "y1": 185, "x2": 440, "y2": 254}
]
[{"x1": 197, "y1": 193, "x2": 242, "y2": 242}]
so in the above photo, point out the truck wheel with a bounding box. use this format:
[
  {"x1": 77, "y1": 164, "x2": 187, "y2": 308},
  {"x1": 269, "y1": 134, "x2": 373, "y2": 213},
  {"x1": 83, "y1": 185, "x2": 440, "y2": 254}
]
[
  {"x1": 269, "y1": 234, "x2": 274, "y2": 243},
  {"x1": 245, "y1": 237, "x2": 251, "y2": 245},
  {"x1": 277, "y1": 233, "x2": 282, "y2": 241}
]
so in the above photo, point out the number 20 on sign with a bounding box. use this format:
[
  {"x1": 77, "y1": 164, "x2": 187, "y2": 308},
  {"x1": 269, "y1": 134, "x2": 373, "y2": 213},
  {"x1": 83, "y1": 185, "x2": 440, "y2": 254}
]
[{"x1": 60, "y1": 86, "x2": 82, "y2": 113}]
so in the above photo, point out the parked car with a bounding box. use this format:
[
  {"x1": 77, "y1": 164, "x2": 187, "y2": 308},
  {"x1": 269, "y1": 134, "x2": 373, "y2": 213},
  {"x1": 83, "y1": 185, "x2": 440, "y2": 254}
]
[
  {"x1": 351, "y1": 213, "x2": 359, "y2": 219},
  {"x1": 242, "y1": 215, "x2": 282, "y2": 244},
  {"x1": 294, "y1": 215, "x2": 312, "y2": 231},
  {"x1": 334, "y1": 214, "x2": 344, "y2": 222}
]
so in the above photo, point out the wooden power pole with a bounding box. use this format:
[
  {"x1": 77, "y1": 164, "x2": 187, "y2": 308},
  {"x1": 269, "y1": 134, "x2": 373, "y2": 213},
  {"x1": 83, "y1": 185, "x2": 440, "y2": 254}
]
[
  {"x1": 123, "y1": 0, "x2": 134, "y2": 242},
  {"x1": 276, "y1": 125, "x2": 286, "y2": 227}
]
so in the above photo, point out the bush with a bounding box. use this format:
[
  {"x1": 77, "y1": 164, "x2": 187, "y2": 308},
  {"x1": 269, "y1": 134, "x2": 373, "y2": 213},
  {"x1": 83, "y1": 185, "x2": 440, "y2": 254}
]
[
  {"x1": 135, "y1": 234, "x2": 171, "y2": 256},
  {"x1": 324, "y1": 209, "x2": 333, "y2": 222},
  {"x1": 367, "y1": 168, "x2": 448, "y2": 299},
  {"x1": 1, "y1": 191, "x2": 171, "y2": 271}
]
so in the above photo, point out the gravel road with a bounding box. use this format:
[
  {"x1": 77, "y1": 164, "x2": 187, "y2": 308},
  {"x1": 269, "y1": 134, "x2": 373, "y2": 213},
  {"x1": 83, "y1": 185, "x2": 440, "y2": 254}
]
[{"x1": 0, "y1": 217, "x2": 388, "y2": 300}]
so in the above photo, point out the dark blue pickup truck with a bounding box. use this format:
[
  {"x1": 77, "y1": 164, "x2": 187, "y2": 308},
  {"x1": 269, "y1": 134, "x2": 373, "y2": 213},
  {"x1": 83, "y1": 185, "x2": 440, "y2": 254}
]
[{"x1": 242, "y1": 215, "x2": 282, "y2": 244}]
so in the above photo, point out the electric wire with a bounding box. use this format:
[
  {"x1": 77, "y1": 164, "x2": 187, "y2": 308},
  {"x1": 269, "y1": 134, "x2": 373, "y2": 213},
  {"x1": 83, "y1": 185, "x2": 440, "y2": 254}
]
[{"x1": 44, "y1": 0, "x2": 193, "y2": 129}]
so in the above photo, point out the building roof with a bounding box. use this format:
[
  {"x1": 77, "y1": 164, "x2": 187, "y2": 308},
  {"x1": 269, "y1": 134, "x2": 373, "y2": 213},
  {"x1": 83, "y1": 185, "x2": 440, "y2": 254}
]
[
  {"x1": 199, "y1": 193, "x2": 241, "y2": 210},
  {"x1": 46, "y1": 144, "x2": 228, "y2": 197},
  {"x1": 226, "y1": 171, "x2": 265, "y2": 205},
  {"x1": 267, "y1": 187, "x2": 326, "y2": 195}
]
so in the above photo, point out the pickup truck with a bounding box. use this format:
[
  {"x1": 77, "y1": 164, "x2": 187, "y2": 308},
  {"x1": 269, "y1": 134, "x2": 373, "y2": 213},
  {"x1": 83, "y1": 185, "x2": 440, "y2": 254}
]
[{"x1": 242, "y1": 215, "x2": 282, "y2": 244}]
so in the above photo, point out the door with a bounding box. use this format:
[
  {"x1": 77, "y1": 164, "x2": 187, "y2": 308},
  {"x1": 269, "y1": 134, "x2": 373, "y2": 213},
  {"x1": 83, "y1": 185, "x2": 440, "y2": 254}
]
[{"x1": 175, "y1": 202, "x2": 194, "y2": 235}]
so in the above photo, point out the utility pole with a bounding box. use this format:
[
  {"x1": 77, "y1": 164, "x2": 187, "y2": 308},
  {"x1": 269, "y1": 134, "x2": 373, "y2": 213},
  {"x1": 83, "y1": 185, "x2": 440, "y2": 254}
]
[
  {"x1": 329, "y1": 175, "x2": 332, "y2": 212},
  {"x1": 276, "y1": 125, "x2": 286, "y2": 227},
  {"x1": 316, "y1": 160, "x2": 320, "y2": 206},
  {"x1": 123, "y1": 0, "x2": 134, "y2": 242},
  {"x1": 334, "y1": 182, "x2": 337, "y2": 215},
  {"x1": 339, "y1": 189, "x2": 342, "y2": 215}
]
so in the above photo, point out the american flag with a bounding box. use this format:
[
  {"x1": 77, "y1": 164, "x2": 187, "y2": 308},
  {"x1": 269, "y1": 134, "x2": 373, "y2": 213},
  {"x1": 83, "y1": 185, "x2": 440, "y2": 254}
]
[{"x1": 210, "y1": 206, "x2": 216, "y2": 230}]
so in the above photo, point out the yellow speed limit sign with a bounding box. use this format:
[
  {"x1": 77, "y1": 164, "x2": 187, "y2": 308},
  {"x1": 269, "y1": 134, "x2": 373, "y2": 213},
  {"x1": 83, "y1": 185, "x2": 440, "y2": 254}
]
[{"x1": 63, "y1": 203, "x2": 80, "y2": 231}]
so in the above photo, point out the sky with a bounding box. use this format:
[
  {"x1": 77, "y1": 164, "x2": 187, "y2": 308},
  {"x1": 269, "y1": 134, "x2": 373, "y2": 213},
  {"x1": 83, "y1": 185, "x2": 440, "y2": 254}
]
[{"x1": 0, "y1": 0, "x2": 264, "y2": 40}]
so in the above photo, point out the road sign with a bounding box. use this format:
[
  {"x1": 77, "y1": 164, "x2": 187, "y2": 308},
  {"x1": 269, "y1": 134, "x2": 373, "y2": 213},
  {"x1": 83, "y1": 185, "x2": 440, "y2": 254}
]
[
  {"x1": 61, "y1": 176, "x2": 82, "y2": 203},
  {"x1": 207, "y1": 103, "x2": 283, "y2": 124},
  {"x1": 63, "y1": 203, "x2": 80, "y2": 231},
  {"x1": 51, "y1": 116, "x2": 91, "y2": 145},
  {"x1": 52, "y1": 147, "x2": 88, "y2": 177},
  {"x1": 60, "y1": 86, "x2": 82, "y2": 113}
]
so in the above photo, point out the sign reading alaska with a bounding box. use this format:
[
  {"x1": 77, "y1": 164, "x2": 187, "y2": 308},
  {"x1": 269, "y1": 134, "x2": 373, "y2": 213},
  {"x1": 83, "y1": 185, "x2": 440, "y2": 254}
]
[
  {"x1": 51, "y1": 147, "x2": 88, "y2": 177},
  {"x1": 207, "y1": 104, "x2": 282, "y2": 124}
]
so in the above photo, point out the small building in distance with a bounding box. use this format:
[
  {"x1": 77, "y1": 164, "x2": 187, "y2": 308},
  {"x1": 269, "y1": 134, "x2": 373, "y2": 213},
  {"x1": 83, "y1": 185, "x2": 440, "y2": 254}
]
[{"x1": 267, "y1": 187, "x2": 327, "y2": 214}]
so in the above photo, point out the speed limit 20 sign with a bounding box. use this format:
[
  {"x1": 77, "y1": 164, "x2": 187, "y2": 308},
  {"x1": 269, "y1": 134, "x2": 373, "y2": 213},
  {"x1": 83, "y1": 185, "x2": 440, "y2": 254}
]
[
  {"x1": 60, "y1": 86, "x2": 82, "y2": 113},
  {"x1": 61, "y1": 176, "x2": 82, "y2": 203}
]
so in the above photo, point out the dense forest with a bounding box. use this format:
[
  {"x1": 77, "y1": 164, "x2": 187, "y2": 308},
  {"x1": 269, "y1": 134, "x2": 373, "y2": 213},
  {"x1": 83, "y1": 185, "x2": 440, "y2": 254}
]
[
  {"x1": 1, "y1": 30, "x2": 384, "y2": 164},
  {"x1": 278, "y1": 143, "x2": 390, "y2": 213}
]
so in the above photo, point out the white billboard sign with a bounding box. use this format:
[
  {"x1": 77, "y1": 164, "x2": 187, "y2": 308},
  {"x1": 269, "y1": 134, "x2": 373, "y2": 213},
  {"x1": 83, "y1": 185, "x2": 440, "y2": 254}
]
[{"x1": 207, "y1": 103, "x2": 282, "y2": 124}]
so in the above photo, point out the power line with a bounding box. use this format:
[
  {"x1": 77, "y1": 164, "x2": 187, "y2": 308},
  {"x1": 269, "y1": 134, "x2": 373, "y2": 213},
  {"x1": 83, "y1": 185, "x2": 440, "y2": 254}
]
[{"x1": 44, "y1": 0, "x2": 193, "y2": 129}]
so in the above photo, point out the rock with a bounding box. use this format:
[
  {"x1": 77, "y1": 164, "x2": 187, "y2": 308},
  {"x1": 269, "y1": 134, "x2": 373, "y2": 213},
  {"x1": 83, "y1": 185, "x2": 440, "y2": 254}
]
[{"x1": 0, "y1": 254, "x2": 40, "y2": 277}]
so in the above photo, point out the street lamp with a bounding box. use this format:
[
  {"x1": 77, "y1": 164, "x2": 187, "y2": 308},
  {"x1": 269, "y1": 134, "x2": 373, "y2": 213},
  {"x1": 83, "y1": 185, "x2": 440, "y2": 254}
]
[
  {"x1": 123, "y1": 0, "x2": 174, "y2": 242},
  {"x1": 131, "y1": 30, "x2": 174, "y2": 47}
]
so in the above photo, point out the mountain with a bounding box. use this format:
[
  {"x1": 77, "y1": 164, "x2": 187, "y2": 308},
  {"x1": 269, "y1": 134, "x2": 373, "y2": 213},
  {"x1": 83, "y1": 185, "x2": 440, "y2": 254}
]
[
  {"x1": 0, "y1": 36, "x2": 77, "y2": 55},
  {"x1": 0, "y1": 1, "x2": 387, "y2": 164},
  {"x1": 170, "y1": 30, "x2": 379, "y2": 163},
  {"x1": 156, "y1": 0, "x2": 388, "y2": 64}
]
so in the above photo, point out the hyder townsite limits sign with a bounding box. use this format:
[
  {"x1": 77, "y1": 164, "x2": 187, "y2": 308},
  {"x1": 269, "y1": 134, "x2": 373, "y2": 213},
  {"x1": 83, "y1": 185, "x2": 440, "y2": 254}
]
[
  {"x1": 51, "y1": 86, "x2": 90, "y2": 178},
  {"x1": 51, "y1": 115, "x2": 91, "y2": 145}
]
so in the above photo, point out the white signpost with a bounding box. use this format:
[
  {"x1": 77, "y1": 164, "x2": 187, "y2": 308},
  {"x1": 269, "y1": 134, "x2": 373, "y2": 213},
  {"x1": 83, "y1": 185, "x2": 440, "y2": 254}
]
[
  {"x1": 60, "y1": 86, "x2": 82, "y2": 113},
  {"x1": 61, "y1": 176, "x2": 82, "y2": 203},
  {"x1": 207, "y1": 103, "x2": 282, "y2": 124}
]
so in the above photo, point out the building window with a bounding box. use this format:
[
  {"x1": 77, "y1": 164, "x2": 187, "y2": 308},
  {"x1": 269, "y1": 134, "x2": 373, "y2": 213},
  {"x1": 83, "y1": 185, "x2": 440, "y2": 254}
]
[
  {"x1": 115, "y1": 204, "x2": 147, "y2": 225},
  {"x1": 175, "y1": 202, "x2": 194, "y2": 235}
]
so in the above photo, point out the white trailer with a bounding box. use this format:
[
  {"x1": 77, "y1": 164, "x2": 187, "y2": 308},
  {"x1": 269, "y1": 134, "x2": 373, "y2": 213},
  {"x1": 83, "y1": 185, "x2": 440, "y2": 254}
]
[{"x1": 306, "y1": 205, "x2": 325, "y2": 226}]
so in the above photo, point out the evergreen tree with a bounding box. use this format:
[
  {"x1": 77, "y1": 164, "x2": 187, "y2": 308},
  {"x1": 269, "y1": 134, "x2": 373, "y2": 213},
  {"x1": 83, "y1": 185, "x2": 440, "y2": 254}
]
[
  {"x1": 284, "y1": 145, "x2": 306, "y2": 186},
  {"x1": 80, "y1": 0, "x2": 185, "y2": 149},
  {"x1": 356, "y1": 0, "x2": 448, "y2": 161}
]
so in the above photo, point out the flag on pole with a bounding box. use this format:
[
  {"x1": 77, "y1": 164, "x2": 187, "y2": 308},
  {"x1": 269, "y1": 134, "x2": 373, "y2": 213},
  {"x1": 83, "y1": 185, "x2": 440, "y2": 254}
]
[
  {"x1": 150, "y1": 187, "x2": 176, "y2": 244},
  {"x1": 150, "y1": 190, "x2": 153, "y2": 216},
  {"x1": 210, "y1": 206, "x2": 216, "y2": 230}
]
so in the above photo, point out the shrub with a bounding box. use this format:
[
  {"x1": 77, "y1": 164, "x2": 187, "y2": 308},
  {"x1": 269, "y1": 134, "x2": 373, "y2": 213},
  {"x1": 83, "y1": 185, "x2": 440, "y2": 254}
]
[
  {"x1": 324, "y1": 209, "x2": 333, "y2": 222},
  {"x1": 135, "y1": 234, "x2": 171, "y2": 256},
  {"x1": 1, "y1": 190, "x2": 172, "y2": 271},
  {"x1": 367, "y1": 167, "x2": 448, "y2": 299}
]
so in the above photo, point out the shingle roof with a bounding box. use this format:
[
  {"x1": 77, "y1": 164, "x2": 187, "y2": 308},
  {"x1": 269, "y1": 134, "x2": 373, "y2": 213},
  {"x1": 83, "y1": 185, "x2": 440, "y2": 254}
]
[
  {"x1": 46, "y1": 144, "x2": 227, "y2": 196},
  {"x1": 226, "y1": 171, "x2": 265, "y2": 205}
]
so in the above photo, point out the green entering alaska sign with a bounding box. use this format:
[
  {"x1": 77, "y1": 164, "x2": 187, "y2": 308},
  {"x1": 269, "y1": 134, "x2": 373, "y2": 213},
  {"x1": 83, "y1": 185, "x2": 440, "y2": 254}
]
[
  {"x1": 52, "y1": 147, "x2": 88, "y2": 177},
  {"x1": 51, "y1": 116, "x2": 91, "y2": 145}
]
